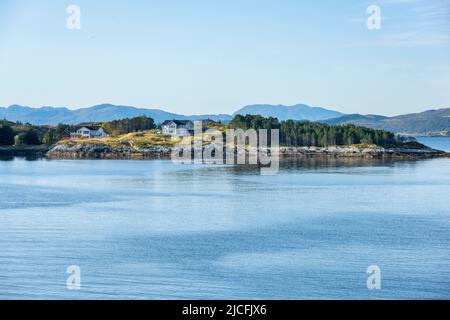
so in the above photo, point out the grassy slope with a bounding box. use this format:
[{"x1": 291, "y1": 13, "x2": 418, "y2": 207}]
[
  {"x1": 57, "y1": 122, "x2": 429, "y2": 151},
  {"x1": 59, "y1": 130, "x2": 180, "y2": 149}
]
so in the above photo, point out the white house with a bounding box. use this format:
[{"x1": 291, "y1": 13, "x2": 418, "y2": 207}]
[
  {"x1": 161, "y1": 120, "x2": 194, "y2": 136},
  {"x1": 71, "y1": 126, "x2": 108, "y2": 139}
]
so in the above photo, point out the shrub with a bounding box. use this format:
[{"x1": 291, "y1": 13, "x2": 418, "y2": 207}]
[{"x1": 0, "y1": 125, "x2": 15, "y2": 146}]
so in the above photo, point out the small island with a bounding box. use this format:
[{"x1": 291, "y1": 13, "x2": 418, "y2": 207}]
[{"x1": 1, "y1": 115, "x2": 448, "y2": 160}]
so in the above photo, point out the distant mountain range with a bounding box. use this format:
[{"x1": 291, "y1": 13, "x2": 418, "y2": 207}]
[
  {"x1": 323, "y1": 108, "x2": 450, "y2": 136},
  {"x1": 1, "y1": 103, "x2": 449, "y2": 135},
  {"x1": 0, "y1": 103, "x2": 342, "y2": 126},
  {"x1": 233, "y1": 104, "x2": 344, "y2": 121},
  {"x1": 0, "y1": 104, "x2": 232, "y2": 126}
]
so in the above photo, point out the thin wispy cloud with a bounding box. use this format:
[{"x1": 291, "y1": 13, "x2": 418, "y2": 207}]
[
  {"x1": 376, "y1": 0, "x2": 423, "y2": 4},
  {"x1": 410, "y1": 0, "x2": 450, "y2": 17},
  {"x1": 384, "y1": 31, "x2": 450, "y2": 46},
  {"x1": 348, "y1": 0, "x2": 450, "y2": 47}
]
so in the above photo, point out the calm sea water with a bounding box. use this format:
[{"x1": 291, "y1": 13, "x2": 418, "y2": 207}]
[
  {"x1": 1, "y1": 138, "x2": 450, "y2": 300},
  {"x1": 417, "y1": 136, "x2": 450, "y2": 152}
]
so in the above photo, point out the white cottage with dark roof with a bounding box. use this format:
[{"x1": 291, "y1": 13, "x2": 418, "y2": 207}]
[
  {"x1": 161, "y1": 120, "x2": 194, "y2": 136},
  {"x1": 71, "y1": 125, "x2": 108, "y2": 139}
]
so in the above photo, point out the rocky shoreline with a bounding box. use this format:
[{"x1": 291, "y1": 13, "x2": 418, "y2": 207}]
[
  {"x1": 46, "y1": 143, "x2": 173, "y2": 159},
  {"x1": 43, "y1": 143, "x2": 450, "y2": 160},
  {"x1": 278, "y1": 145, "x2": 449, "y2": 159},
  {"x1": 2, "y1": 143, "x2": 447, "y2": 160}
]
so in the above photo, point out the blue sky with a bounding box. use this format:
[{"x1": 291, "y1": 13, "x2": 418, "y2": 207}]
[{"x1": 0, "y1": 0, "x2": 449, "y2": 115}]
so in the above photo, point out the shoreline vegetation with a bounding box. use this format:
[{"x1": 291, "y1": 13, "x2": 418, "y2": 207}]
[{"x1": 0, "y1": 115, "x2": 449, "y2": 160}]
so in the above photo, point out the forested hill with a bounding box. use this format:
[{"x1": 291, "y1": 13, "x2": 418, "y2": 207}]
[
  {"x1": 233, "y1": 104, "x2": 344, "y2": 121},
  {"x1": 228, "y1": 115, "x2": 422, "y2": 148}
]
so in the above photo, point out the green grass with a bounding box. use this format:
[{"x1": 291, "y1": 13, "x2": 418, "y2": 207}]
[{"x1": 58, "y1": 130, "x2": 180, "y2": 149}]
